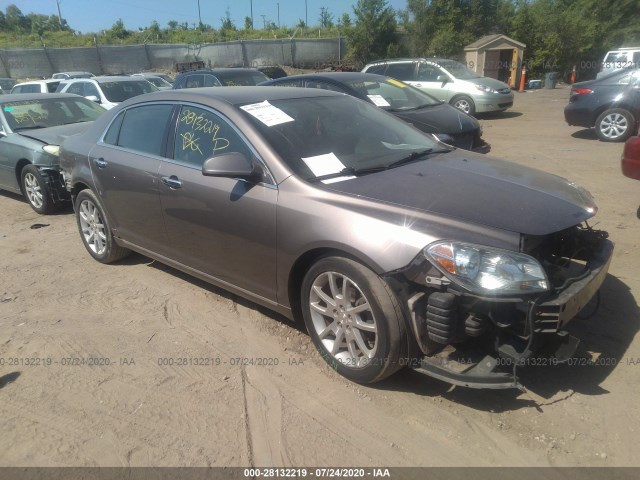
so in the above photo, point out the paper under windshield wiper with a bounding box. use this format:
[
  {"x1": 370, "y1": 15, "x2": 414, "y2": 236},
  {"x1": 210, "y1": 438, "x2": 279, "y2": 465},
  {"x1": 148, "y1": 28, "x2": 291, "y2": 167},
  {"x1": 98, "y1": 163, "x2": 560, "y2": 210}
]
[
  {"x1": 386, "y1": 148, "x2": 449, "y2": 169},
  {"x1": 309, "y1": 165, "x2": 388, "y2": 183}
]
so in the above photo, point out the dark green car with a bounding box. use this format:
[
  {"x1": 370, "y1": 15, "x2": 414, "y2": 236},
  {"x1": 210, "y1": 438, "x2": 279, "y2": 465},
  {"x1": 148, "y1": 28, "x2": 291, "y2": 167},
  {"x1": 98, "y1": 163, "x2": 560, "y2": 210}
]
[{"x1": 0, "y1": 93, "x2": 105, "y2": 213}]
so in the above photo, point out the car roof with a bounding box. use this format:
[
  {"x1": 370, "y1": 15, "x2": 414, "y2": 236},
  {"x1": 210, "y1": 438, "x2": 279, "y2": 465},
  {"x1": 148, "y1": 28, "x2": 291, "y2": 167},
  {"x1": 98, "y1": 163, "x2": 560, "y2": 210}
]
[
  {"x1": 365, "y1": 58, "x2": 453, "y2": 66},
  {"x1": 64, "y1": 76, "x2": 147, "y2": 84},
  {"x1": 14, "y1": 79, "x2": 60, "y2": 86},
  {"x1": 0, "y1": 92, "x2": 80, "y2": 103},
  {"x1": 120, "y1": 85, "x2": 341, "y2": 107},
  {"x1": 177, "y1": 68, "x2": 262, "y2": 75}
]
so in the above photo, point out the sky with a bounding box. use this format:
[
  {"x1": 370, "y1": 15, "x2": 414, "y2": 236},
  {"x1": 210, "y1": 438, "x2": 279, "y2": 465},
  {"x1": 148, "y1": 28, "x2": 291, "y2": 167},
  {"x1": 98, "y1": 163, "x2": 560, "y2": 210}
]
[{"x1": 0, "y1": 0, "x2": 409, "y2": 33}]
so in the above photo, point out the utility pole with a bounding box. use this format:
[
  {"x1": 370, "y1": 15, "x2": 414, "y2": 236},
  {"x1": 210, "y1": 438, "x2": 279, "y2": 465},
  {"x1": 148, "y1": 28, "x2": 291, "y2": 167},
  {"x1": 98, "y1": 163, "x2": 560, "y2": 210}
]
[
  {"x1": 55, "y1": 0, "x2": 63, "y2": 26},
  {"x1": 261, "y1": 14, "x2": 267, "y2": 30},
  {"x1": 250, "y1": 0, "x2": 254, "y2": 29},
  {"x1": 305, "y1": 0, "x2": 308, "y2": 27},
  {"x1": 197, "y1": 0, "x2": 202, "y2": 30},
  {"x1": 320, "y1": 6, "x2": 326, "y2": 28},
  {"x1": 277, "y1": 3, "x2": 280, "y2": 28}
]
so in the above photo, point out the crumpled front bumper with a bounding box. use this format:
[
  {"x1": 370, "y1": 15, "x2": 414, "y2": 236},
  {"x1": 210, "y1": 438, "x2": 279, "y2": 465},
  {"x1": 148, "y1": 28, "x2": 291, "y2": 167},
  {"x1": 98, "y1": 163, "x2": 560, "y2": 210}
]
[{"x1": 410, "y1": 238, "x2": 614, "y2": 390}]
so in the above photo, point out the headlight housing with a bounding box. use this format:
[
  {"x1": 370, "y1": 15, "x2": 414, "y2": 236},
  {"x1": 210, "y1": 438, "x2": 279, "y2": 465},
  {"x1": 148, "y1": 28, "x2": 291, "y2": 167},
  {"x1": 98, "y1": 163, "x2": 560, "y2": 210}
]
[
  {"x1": 475, "y1": 84, "x2": 497, "y2": 94},
  {"x1": 424, "y1": 241, "x2": 549, "y2": 295},
  {"x1": 42, "y1": 144, "x2": 60, "y2": 156}
]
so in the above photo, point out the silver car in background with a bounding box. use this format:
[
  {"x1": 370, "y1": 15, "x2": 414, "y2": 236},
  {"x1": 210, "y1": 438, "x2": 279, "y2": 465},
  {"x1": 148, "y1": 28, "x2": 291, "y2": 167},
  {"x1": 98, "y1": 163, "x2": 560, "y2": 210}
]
[{"x1": 363, "y1": 58, "x2": 514, "y2": 116}]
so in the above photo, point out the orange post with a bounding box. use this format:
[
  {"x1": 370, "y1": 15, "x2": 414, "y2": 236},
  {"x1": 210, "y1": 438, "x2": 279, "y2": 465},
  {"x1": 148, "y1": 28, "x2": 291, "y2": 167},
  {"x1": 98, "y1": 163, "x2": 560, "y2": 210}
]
[
  {"x1": 570, "y1": 65, "x2": 577, "y2": 84},
  {"x1": 518, "y1": 65, "x2": 527, "y2": 92}
]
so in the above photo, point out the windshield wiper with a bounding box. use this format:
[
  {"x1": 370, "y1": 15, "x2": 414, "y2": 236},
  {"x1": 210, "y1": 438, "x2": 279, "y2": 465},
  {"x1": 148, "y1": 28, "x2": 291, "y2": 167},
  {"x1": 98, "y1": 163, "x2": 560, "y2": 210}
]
[
  {"x1": 14, "y1": 124, "x2": 48, "y2": 131},
  {"x1": 386, "y1": 148, "x2": 450, "y2": 169},
  {"x1": 388, "y1": 102, "x2": 443, "y2": 112}
]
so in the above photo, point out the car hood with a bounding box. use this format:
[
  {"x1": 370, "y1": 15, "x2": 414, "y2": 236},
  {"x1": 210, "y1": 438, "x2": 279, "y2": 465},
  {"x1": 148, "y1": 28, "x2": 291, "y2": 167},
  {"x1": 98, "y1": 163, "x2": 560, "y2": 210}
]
[
  {"x1": 391, "y1": 103, "x2": 479, "y2": 134},
  {"x1": 322, "y1": 152, "x2": 597, "y2": 236},
  {"x1": 465, "y1": 76, "x2": 511, "y2": 91},
  {"x1": 18, "y1": 122, "x2": 92, "y2": 145}
]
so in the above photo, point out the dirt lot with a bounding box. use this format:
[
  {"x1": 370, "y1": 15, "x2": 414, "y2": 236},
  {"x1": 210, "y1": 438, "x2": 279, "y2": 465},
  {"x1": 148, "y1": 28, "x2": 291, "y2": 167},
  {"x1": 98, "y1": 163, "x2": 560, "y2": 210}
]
[{"x1": 0, "y1": 85, "x2": 639, "y2": 469}]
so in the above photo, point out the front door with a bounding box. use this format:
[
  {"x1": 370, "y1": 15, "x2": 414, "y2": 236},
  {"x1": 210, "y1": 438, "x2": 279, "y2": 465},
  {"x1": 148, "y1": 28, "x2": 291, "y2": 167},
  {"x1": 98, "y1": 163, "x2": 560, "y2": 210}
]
[{"x1": 158, "y1": 104, "x2": 278, "y2": 302}]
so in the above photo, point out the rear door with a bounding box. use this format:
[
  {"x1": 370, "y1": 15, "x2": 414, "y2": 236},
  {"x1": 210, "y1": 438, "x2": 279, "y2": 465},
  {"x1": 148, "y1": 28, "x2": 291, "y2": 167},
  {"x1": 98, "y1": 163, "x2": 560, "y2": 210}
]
[
  {"x1": 157, "y1": 104, "x2": 278, "y2": 301},
  {"x1": 88, "y1": 103, "x2": 175, "y2": 252}
]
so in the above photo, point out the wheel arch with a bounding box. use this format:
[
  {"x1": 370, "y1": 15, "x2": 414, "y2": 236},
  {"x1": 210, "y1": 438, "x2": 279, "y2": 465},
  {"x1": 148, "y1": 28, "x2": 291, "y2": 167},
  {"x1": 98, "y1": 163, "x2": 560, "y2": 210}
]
[
  {"x1": 70, "y1": 181, "x2": 91, "y2": 204},
  {"x1": 286, "y1": 247, "x2": 384, "y2": 324},
  {"x1": 594, "y1": 103, "x2": 638, "y2": 126},
  {"x1": 15, "y1": 159, "x2": 31, "y2": 193}
]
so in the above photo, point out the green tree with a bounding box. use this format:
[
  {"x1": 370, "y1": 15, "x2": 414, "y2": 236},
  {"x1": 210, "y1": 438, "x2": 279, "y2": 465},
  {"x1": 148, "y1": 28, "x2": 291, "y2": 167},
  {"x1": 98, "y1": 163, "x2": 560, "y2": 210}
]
[{"x1": 346, "y1": 0, "x2": 399, "y2": 65}]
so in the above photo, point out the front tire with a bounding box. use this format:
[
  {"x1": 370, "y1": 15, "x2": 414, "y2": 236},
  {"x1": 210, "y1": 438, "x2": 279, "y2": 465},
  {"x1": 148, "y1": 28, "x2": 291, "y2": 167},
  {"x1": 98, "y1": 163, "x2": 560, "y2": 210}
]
[
  {"x1": 75, "y1": 189, "x2": 130, "y2": 263},
  {"x1": 21, "y1": 165, "x2": 56, "y2": 214},
  {"x1": 595, "y1": 108, "x2": 635, "y2": 142},
  {"x1": 451, "y1": 95, "x2": 476, "y2": 116},
  {"x1": 301, "y1": 256, "x2": 406, "y2": 383}
]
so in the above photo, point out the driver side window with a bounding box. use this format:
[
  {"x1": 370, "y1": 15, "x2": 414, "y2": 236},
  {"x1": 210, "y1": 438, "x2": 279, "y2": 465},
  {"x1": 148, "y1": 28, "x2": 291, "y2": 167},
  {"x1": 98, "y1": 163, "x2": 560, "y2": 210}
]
[{"x1": 173, "y1": 105, "x2": 253, "y2": 168}]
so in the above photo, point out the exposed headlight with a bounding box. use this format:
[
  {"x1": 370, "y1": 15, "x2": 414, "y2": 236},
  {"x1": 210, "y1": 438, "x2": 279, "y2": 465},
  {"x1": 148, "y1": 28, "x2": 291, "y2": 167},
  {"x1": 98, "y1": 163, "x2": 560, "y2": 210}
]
[
  {"x1": 475, "y1": 84, "x2": 497, "y2": 94},
  {"x1": 424, "y1": 241, "x2": 549, "y2": 294},
  {"x1": 42, "y1": 145, "x2": 60, "y2": 156}
]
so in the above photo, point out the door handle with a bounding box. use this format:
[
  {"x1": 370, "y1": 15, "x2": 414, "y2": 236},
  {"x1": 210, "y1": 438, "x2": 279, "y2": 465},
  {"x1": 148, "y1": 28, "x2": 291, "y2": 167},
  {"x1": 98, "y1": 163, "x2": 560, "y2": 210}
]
[
  {"x1": 161, "y1": 175, "x2": 182, "y2": 189},
  {"x1": 94, "y1": 158, "x2": 108, "y2": 169}
]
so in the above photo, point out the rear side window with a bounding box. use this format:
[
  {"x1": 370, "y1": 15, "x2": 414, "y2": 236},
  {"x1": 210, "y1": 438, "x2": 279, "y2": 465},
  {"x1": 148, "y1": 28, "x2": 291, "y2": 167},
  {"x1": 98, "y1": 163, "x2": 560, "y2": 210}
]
[
  {"x1": 203, "y1": 74, "x2": 221, "y2": 87},
  {"x1": 116, "y1": 104, "x2": 174, "y2": 156},
  {"x1": 384, "y1": 63, "x2": 416, "y2": 81},
  {"x1": 46, "y1": 82, "x2": 60, "y2": 93},
  {"x1": 103, "y1": 112, "x2": 125, "y2": 145},
  {"x1": 305, "y1": 80, "x2": 346, "y2": 93},
  {"x1": 185, "y1": 75, "x2": 204, "y2": 88}
]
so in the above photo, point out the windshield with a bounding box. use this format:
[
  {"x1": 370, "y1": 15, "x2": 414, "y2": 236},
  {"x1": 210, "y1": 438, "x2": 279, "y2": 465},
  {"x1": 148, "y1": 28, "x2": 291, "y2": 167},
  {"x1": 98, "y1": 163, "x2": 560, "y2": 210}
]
[
  {"x1": 215, "y1": 70, "x2": 271, "y2": 86},
  {"x1": 98, "y1": 80, "x2": 158, "y2": 102},
  {"x1": 1, "y1": 97, "x2": 106, "y2": 131},
  {"x1": 439, "y1": 60, "x2": 481, "y2": 79},
  {"x1": 346, "y1": 77, "x2": 441, "y2": 111},
  {"x1": 240, "y1": 95, "x2": 442, "y2": 182}
]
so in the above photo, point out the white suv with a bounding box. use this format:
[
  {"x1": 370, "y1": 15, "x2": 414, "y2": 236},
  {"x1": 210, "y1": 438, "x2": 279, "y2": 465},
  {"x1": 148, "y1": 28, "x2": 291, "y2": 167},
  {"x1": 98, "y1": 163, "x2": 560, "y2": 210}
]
[
  {"x1": 597, "y1": 48, "x2": 640, "y2": 78},
  {"x1": 363, "y1": 58, "x2": 513, "y2": 116},
  {"x1": 57, "y1": 76, "x2": 158, "y2": 109}
]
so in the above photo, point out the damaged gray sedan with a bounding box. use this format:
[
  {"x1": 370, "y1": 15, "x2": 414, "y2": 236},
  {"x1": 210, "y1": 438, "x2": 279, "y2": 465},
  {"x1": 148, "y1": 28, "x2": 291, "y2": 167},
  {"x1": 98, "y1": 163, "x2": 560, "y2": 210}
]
[{"x1": 59, "y1": 87, "x2": 613, "y2": 389}]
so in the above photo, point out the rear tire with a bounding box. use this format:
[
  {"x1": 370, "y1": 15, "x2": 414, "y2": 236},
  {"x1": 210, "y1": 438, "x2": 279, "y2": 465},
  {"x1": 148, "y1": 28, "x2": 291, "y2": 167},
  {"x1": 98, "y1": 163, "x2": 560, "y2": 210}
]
[
  {"x1": 75, "y1": 189, "x2": 130, "y2": 263},
  {"x1": 301, "y1": 256, "x2": 406, "y2": 383},
  {"x1": 595, "y1": 108, "x2": 635, "y2": 142}
]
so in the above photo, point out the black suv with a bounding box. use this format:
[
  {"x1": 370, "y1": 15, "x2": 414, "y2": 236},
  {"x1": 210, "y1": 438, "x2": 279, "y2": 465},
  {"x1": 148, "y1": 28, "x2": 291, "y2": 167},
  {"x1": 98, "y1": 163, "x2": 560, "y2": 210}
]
[
  {"x1": 564, "y1": 68, "x2": 640, "y2": 142},
  {"x1": 173, "y1": 68, "x2": 270, "y2": 89}
]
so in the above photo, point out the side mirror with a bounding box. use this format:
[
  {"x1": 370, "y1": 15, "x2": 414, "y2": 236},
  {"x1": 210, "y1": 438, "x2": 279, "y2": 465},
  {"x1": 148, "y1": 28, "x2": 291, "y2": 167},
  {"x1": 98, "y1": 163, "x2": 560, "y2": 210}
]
[
  {"x1": 85, "y1": 95, "x2": 100, "y2": 103},
  {"x1": 202, "y1": 152, "x2": 260, "y2": 180},
  {"x1": 437, "y1": 75, "x2": 449, "y2": 85},
  {"x1": 0, "y1": 128, "x2": 6, "y2": 138}
]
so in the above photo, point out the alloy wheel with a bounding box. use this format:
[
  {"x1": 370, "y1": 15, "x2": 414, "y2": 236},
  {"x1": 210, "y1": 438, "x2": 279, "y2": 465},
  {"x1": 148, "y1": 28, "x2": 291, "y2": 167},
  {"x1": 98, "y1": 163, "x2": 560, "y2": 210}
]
[
  {"x1": 24, "y1": 172, "x2": 43, "y2": 209},
  {"x1": 309, "y1": 271, "x2": 378, "y2": 368},
  {"x1": 79, "y1": 199, "x2": 107, "y2": 255}
]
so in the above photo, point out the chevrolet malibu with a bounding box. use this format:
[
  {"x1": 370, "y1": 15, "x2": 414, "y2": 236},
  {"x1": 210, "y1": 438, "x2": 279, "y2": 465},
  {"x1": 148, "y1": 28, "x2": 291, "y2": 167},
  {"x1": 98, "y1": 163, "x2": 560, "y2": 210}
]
[{"x1": 60, "y1": 87, "x2": 613, "y2": 389}]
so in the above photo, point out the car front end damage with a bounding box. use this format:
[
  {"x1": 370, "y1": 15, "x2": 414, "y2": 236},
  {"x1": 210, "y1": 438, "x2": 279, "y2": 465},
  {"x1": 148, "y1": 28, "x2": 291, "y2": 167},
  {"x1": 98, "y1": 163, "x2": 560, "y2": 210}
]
[{"x1": 386, "y1": 223, "x2": 613, "y2": 390}]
